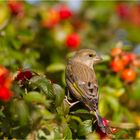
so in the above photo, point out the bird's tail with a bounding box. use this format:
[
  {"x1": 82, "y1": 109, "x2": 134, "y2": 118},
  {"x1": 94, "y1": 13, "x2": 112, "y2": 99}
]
[{"x1": 95, "y1": 110, "x2": 111, "y2": 134}]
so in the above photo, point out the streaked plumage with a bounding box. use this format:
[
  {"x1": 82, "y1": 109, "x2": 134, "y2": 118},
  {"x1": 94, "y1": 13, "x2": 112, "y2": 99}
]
[{"x1": 66, "y1": 49, "x2": 111, "y2": 134}]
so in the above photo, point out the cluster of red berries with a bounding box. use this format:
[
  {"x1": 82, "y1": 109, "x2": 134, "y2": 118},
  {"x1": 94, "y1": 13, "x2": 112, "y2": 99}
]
[
  {"x1": 116, "y1": 3, "x2": 140, "y2": 27},
  {"x1": 42, "y1": 5, "x2": 72, "y2": 28},
  {"x1": 15, "y1": 69, "x2": 33, "y2": 86},
  {"x1": 7, "y1": 1, "x2": 80, "y2": 49},
  {"x1": 41, "y1": 5, "x2": 80, "y2": 49},
  {"x1": 96, "y1": 118, "x2": 118, "y2": 139},
  {"x1": 0, "y1": 66, "x2": 13, "y2": 102},
  {"x1": 7, "y1": 0, "x2": 24, "y2": 16},
  {"x1": 110, "y1": 47, "x2": 140, "y2": 83}
]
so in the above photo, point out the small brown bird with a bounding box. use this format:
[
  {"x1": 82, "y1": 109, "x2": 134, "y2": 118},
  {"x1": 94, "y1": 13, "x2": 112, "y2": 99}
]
[{"x1": 66, "y1": 49, "x2": 110, "y2": 134}]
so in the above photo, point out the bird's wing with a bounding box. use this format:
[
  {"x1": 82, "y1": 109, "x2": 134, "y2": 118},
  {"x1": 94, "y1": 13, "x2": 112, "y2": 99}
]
[{"x1": 66, "y1": 61, "x2": 99, "y2": 110}]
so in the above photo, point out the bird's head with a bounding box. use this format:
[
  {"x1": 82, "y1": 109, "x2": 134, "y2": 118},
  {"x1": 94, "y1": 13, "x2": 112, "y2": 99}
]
[{"x1": 72, "y1": 49, "x2": 102, "y2": 68}]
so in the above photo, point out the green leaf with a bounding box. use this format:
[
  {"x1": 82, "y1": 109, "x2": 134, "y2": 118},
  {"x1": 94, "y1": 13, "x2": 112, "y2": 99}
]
[
  {"x1": 18, "y1": 29, "x2": 35, "y2": 43},
  {"x1": 10, "y1": 100, "x2": 29, "y2": 126},
  {"x1": 0, "y1": 4, "x2": 9, "y2": 30},
  {"x1": 112, "y1": 111, "x2": 123, "y2": 122},
  {"x1": 86, "y1": 132, "x2": 100, "y2": 140},
  {"x1": 99, "y1": 99, "x2": 108, "y2": 116},
  {"x1": 78, "y1": 120, "x2": 92, "y2": 136},
  {"x1": 57, "y1": 99, "x2": 70, "y2": 115},
  {"x1": 46, "y1": 63, "x2": 65, "y2": 73},
  {"x1": 30, "y1": 76, "x2": 55, "y2": 99},
  {"x1": 23, "y1": 91, "x2": 51, "y2": 107},
  {"x1": 40, "y1": 108, "x2": 55, "y2": 120},
  {"x1": 101, "y1": 86, "x2": 125, "y2": 97},
  {"x1": 106, "y1": 95, "x2": 119, "y2": 112},
  {"x1": 129, "y1": 79, "x2": 140, "y2": 100},
  {"x1": 0, "y1": 110, "x2": 5, "y2": 118},
  {"x1": 53, "y1": 127, "x2": 62, "y2": 140},
  {"x1": 101, "y1": 54, "x2": 111, "y2": 62},
  {"x1": 37, "y1": 130, "x2": 48, "y2": 139},
  {"x1": 115, "y1": 129, "x2": 129, "y2": 139},
  {"x1": 75, "y1": 109, "x2": 89, "y2": 114},
  {"x1": 53, "y1": 84, "x2": 65, "y2": 107},
  {"x1": 11, "y1": 39, "x2": 22, "y2": 50},
  {"x1": 62, "y1": 124, "x2": 72, "y2": 140}
]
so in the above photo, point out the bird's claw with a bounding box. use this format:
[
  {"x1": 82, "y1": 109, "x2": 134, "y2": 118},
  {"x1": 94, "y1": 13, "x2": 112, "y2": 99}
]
[{"x1": 64, "y1": 96, "x2": 79, "y2": 107}]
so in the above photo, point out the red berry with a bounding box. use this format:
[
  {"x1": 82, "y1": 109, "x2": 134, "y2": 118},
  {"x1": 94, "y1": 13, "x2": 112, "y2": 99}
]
[
  {"x1": 96, "y1": 118, "x2": 110, "y2": 139},
  {"x1": 116, "y1": 3, "x2": 129, "y2": 19},
  {"x1": 8, "y1": 0, "x2": 23, "y2": 16},
  {"x1": 59, "y1": 5, "x2": 72, "y2": 20},
  {"x1": 42, "y1": 9, "x2": 60, "y2": 28},
  {"x1": 96, "y1": 128, "x2": 107, "y2": 139},
  {"x1": 16, "y1": 70, "x2": 33, "y2": 85},
  {"x1": 0, "y1": 66, "x2": 10, "y2": 86},
  {"x1": 132, "y1": 59, "x2": 140, "y2": 67},
  {"x1": 121, "y1": 53, "x2": 136, "y2": 66},
  {"x1": 66, "y1": 33, "x2": 80, "y2": 49},
  {"x1": 4, "y1": 76, "x2": 12, "y2": 89},
  {"x1": 0, "y1": 86, "x2": 12, "y2": 102},
  {"x1": 121, "y1": 54, "x2": 130, "y2": 66},
  {"x1": 110, "y1": 58, "x2": 124, "y2": 72},
  {"x1": 0, "y1": 75, "x2": 6, "y2": 86},
  {"x1": 0, "y1": 66, "x2": 9, "y2": 77},
  {"x1": 111, "y1": 47, "x2": 123, "y2": 57},
  {"x1": 121, "y1": 68, "x2": 136, "y2": 82},
  {"x1": 111, "y1": 127, "x2": 118, "y2": 133},
  {"x1": 102, "y1": 118, "x2": 108, "y2": 127},
  {"x1": 127, "y1": 53, "x2": 136, "y2": 61}
]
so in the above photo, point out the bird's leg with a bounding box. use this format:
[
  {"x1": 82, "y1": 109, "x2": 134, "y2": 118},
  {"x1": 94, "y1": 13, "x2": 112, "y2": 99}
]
[
  {"x1": 64, "y1": 96, "x2": 80, "y2": 107},
  {"x1": 65, "y1": 87, "x2": 72, "y2": 100}
]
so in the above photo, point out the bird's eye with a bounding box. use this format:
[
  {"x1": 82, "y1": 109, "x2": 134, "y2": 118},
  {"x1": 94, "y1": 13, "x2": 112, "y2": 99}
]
[{"x1": 89, "y1": 54, "x2": 94, "y2": 57}]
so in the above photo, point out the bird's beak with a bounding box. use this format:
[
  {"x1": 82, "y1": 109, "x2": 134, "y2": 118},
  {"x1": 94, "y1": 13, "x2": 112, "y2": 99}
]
[{"x1": 94, "y1": 55, "x2": 102, "y2": 63}]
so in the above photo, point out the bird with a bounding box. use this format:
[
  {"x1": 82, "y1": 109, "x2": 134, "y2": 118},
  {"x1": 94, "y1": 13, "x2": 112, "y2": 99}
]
[{"x1": 65, "y1": 49, "x2": 111, "y2": 134}]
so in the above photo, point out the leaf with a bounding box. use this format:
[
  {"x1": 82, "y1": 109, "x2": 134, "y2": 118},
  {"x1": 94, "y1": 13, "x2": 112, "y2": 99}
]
[
  {"x1": 106, "y1": 95, "x2": 119, "y2": 112},
  {"x1": 40, "y1": 108, "x2": 55, "y2": 120},
  {"x1": 0, "y1": 5, "x2": 9, "y2": 30},
  {"x1": 23, "y1": 91, "x2": 51, "y2": 107},
  {"x1": 63, "y1": 124, "x2": 72, "y2": 140},
  {"x1": 46, "y1": 63, "x2": 65, "y2": 73},
  {"x1": 53, "y1": 127, "x2": 62, "y2": 140},
  {"x1": 10, "y1": 100, "x2": 29, "y2": 126},
  {"x1": 0, "y1": 110, "x2": 5, "y2": 118},
  {"x1": 101, "y1": 86, "x2": 125, "y2": 97},
  {"x1": 75, "y1": 109, "x2": 89, "y2": 114},
  {"x1": 11, "y1": 39, "x2": 22, "y2": 50},
  {"x1": 99, "y1": 99, "x2": 108, "y2": 116},
  {"x1": 86, "y1": 132, "x2": 100, "y2": 140},
  {"x1": 78, "y1": 120, "x2": 92, "y2": 136},
  {"x1": 129, "y1": 79, "x2": 140, "y2": 100},
  {"x1": 37, "y1": 130, "x2": 48, "y2": 139},
  {"x1": 57, "y1": 99, "x2": 70, "y2": 115},
  {"x1": 112, "y1": 111, "x2": 123, "y2": 122},
  {"x1": 101, "y1": 54, "x2": 111, "y2": 62},
  {"x1": 61, "y1": 71, "x2": 66, "y2": 86},
  {"x1": 29, "y1": 76, "x2": 55, "y2": 99},
  {"x1": 53, "y1": 84, "x2": 65, "y2": 107},
  {"x1": 18, "y1": 29, "x2": 35, "y2": 43},
  {"x1": 115, "y1": 129, "x2": 129, "y2": 139}
]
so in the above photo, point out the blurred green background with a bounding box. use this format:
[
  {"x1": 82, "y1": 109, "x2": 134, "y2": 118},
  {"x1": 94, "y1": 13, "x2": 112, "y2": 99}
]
[{"x1": 0, "y1": 0, "x2": 140, "y2": 139}]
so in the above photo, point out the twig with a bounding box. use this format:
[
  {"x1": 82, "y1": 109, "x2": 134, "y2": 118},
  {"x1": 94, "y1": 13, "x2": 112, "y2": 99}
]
[{"x1": 109, "y1": 121, "x2": 140, "y2": 130}]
